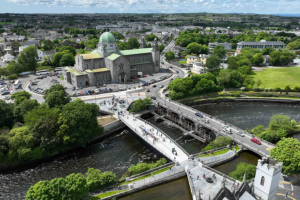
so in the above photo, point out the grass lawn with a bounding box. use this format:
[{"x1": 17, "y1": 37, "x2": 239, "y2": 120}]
[
  {"x1": 60, "y1": 76, "x2": 64, "y2": 80},
  {"x1": 120, "y1": 165, "x2": 174, "y2": 186},
  {"x1": 249, "y1": 67, "x2": 300, "y2": 88},
  {"x1": 77, "y1": 50, "x2": 91, "y2": 55},
  {"x1": 97, "y1": 116, "x2": 117, "y2": 126},
  {"x1": 90, "y1": 189, "x2": 129, "y2": 200},
  {"x1": 37, "y1": 66, "x2": 52, "y2": 71},
  {"x1": 198, "y1": 145, "x2": 240, "y2": 158},
  {"x1": 0, "y1": 22, "x2": 13, "y2": 25},
  {"x1": 177, "y1": 60, "x2": 187, "y2": 64}
]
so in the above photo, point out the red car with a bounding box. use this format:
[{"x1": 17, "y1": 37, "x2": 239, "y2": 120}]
[
  {"x1": 142, "y1": 74, "x2": 146, "y2": 77},
  {"x1": 134, "y1": 76, "x2": 138, "y2": 79},
  {"x1": 80, "y1": 91, "x2": 84, "y2": 95},
  {"x1": 251, "y1": 138, "x2": 261, "y2": 145}
]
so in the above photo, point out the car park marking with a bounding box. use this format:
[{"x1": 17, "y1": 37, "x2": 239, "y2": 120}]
[{"x1": 266, "y1": 147, "x2": 272, "y2": 151}]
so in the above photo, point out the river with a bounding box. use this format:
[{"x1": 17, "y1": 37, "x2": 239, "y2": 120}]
[{"x1": 1, "y1": 101, "x2": 297, "y2": 199}]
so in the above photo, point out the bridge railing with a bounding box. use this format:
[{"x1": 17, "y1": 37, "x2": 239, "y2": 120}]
[
  {"x1": 120, "y1": 116, "x2": 178, "y2": 161},
  {"x1": 201, "y1": 151, "x2": 235, "y2": 165},
  {"x1": 189, "y1": 146, "x2": 229, "y2": 158},
  {"x1": 157, "y1": 99, "x2": 276, "y2": 149},
  {"x1": 137, "y1": 117, "x2": 190, "y2": 157}
]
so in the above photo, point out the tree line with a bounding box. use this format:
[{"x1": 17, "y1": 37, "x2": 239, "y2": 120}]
[{"x1": 0, "y1": 85, "x2": 102, "y2": 164}]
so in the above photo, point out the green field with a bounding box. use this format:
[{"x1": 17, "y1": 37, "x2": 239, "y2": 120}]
[
  {"x1": 250, "y1": 67, "x2": 300, "y2": 88},
  {"x1": 177, "y1": 60, "x2": 187, "y2": 64},
  {"x1": 0, "y1": 22, "x2": 13, "y2": 25},
  {"x1": 37, "y1": 66, "x2": 52, "y2": 71}
]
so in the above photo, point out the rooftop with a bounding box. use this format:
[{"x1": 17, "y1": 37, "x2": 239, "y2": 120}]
[
  {"x1": 238, "y1": 41, "x2": 285, "y2": 45},
  {"x1": 120, "y1": 48, "x2": 152, "y2": 56},
  {"x1": 106, "y1": 53, "x2": 121, "y2": 61},
  {"x1": 80, "y1": 53, "x2": 102, "y2": 60},
  {"x1": 93, "y1": 68, "x2": 110, "y2": 73}
]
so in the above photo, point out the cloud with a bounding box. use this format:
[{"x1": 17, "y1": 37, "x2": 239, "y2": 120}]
[{"x1": 4, "y1": 0, "x2": 300, "y2": 13}]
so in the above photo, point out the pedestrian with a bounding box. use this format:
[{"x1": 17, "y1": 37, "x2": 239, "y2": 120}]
[{"x1": 197, "y1": 175, "x2": 199, "y2": 180}]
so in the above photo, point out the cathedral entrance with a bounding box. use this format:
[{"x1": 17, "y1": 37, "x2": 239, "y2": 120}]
[{"x1": 119, "y1": 72, "x2": 126, "y2": 83}]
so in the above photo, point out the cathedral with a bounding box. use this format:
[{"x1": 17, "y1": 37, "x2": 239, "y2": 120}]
[{"x1": 63, "y1": 32, "x2": 160, "y2": 87}]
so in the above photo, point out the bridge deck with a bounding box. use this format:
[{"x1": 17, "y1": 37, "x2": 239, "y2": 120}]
[
  {"x1": 119, "y1": 114, "x2": 189, "y2": 162},
  {"x1": 157, "y1": 99, "x2": 275, "y2": 157}
]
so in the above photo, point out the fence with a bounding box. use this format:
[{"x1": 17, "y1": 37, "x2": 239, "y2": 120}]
[
  {"x1": 201, "y1": 151, "x2": 235, "y2": 165},
  {"x1": 129, "y1": 167, "x2": 185, "y2": 189},
  {"x1": 120, "y1": 116, "x2": 186, "y2": 161},
  {"x1": 137, "y1": 117, "x2": 190, "y2": 156},
  {"x1": 190, "y1": 145, "x2": 229, "y2": 158}
]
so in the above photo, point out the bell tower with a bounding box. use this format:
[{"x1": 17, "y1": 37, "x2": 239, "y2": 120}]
[
  {"x1": 253, "y1": 157, "x2": 282, "y2": 200},
  {"x1": 151, "y1": 38, "x2": 160, "y2": 73}
]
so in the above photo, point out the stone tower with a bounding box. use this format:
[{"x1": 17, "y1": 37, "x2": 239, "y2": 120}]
[
  {"x1": 253, "y1": 157, "x2": 282, "y2": 200},
  {"x1": 140, "y1": 36, "x2": 147, "y2": 48},
  {"x1": 97, "y1": 32, "x2": 119, "y2": 57},
  {"x1": 151, "y1": 38, "x2": 160, "y2": 73}
]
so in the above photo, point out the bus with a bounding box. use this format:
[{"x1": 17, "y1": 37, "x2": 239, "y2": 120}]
[
  {"x1": 36, "y1": 70, "x2": 50, "y2": 76},
  {"x1": 54, "y1": 67, "x2": 63, "y2": 74}
]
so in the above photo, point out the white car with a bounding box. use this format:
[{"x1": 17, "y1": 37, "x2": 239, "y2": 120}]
[
  {"x1": 223, "y1": 125, "x2": 231, "y2": 133},
  {"x1": 237, "y1": 132, "x2": 245, "y2": 137}
]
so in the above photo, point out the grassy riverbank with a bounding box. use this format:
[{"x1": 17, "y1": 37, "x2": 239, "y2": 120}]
[
  {"x1": 120, "y1": 165, "x2": 174, "y2": 186},
  {"x1": 198, "y1": 145, "x2": 240, "y2": 158},
  {"x1": 90, "y1": 189, "x2": 129, "y2": 200}
]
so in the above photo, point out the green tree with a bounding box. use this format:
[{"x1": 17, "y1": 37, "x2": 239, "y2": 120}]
[
  {"x1": 44, "y1": 85, "x2": 71, "y2": 108},
  {"x1": 0, "y1": 100, "x2": 15, "y2": 128},
  {"x1": 165, "y1": 51, "x2": 175, "y2": 61},
  {"x1": 84, "y1": 38, "x2": 99, "y2": 49},
  {"x1": 268, "y1": 114, "x2": 291, "y2": 132},
  {"x1": 86, "y1": 168, "x2": 117, "y2": 192},
  {"x1": 17, "y1": 46, "x2": 38, "y2": 73},
  {"x1": 59, "y1": 54, "x2": 75, "y2": 66},
  {"x1": 158, "y1": 44, "x2": 165, "y2": 52},
  {"x1": 79, "y1": 49, "x2": 86, "y2": 54},
  {"x1": 252, "y1": 53, "x2": 264, "y2": 65},
  {"x1": 284, "y1": 85, "x2": 291, "y2": 92},
  {"x1": 216, "y1": 69, "x2": 231, "y2": 87},
  {"x1": 270, "y1": 137, "x2": 300, "y2": 175},
  {"x1": 14, "y1": 99, "x2": 39, "y2": 123},
  {"x1": 186, "y1": 42, "x2": 202, "y2": 54},
  {"x1": 229, "y1": 162, "x2": 256, "y2": 181},
  {"x1": 59, "y1": 46, "x2": 76, "y2": 56},
  {"x1": 11, "y1": 91, "x2": 31, "y2": 106},
  {"x1": 7, "y1": 75, "x2": 18, "y2": 81},
  {"x1": 128, "y1": 37, "x2": 140, "y2": 49},
  {"x1": 6, "y1": 61, "x2": 24, "y2": 75},
  {"x1": 213, "y1": 45, "x2": 226, "y2": 58},
  {"x1": 205, "y1": 55, "x2": 221, "y2": 73},
  {"x1": 145, "y1": 33, "x2": 159, "y2": 41},
  {"x1": 25, "y1": 173, "x2": 88, "y2": 200},
  {"x1": 52, "y1": 52, "x2": 63, "y2": 67},
  {"x1": 294, "y1": 86, "x2": 300, "y2": 92},
  {"x1": 57, "y1": 99, "x2": 102, "y2": 147}
]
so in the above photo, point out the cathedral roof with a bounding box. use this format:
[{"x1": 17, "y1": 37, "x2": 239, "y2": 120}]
[
  {"x1": 120, "y1": 48, "x2": 152, "y2": 56},
  {"x1": 99, "y1": 32, "x2": 116, "y2": 43},
  {"x1": 80, "y1": 53, "x2": 102, "y2": 60},
  {"x1": 106, "y1": 53, "x2": 121, "y2": 61}
]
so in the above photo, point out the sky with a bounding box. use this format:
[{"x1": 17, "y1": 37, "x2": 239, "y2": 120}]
[{"x1": 1, "y1": 0, "x2": 300, "y2": 14}]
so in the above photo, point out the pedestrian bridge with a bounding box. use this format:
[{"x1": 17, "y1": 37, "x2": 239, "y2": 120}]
[{"x1": 119, "y1": 114, "x2": 189, "y2": 163}]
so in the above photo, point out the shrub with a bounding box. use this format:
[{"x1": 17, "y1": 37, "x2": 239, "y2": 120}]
[
  {"x1": 229, "y1": 162, "x2": 256, "y2": 181},
  {"x1": 234, "y1": 93, "x2": 240, "y2": 97},
  {"x1": 274, "y1": 87, "x2": 281, "y2": 92},
  {"x1": 253, "y1": 87, "x2": 261, "y2": 92},
  {"x1": 268, "y1": 88, "x2": 273, "y2": 92},
  {"x1": 294, "y1": 86, "x2": 300, "y2": 92},
  {"x1": 264, "y1": 88, "x2": 268, "y2": 92},
  {"x1": 284, "y1": 85, "x2": 291, "y2": 92}
]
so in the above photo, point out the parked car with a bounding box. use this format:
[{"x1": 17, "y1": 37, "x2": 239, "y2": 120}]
[
  {"x1": 149, "y1": 74, "x2": 153, "y2": 76},
  {"x1": 1, "y1": 91, "x2": 9, "y2": 95},
  {"x1": 134, "y1": 76, "x2": 138, "y2": 79},
  {"x1": 151, "y1": 96, "x2": 156, "y2": 100},
  {"x1": 37, "y1": 76, "x2": 43, "y2": 79},
  {"x1": 95, "y1": 89, "x2": 99, "y2": 94},
  {"x1": 169, "y1": 66, "x2": 173, "y2": 68},
  {"x1": 109, "y1": 88, "x2": 113, "y2": 92},
  {"x1": 251, "y1": 138, "x2": 261, "y2": 145},
  {"x1": 88, "y1": 90, "x2": 92, "y2": 95},
  {"x1": 80, "y1": 91, "x2": 84, "y2": 95},
  {"x1": 57, "y1": 75, "x2": 60, "y2": 78},
  {"x1": 72, "y1": 86, "x2": 75, "y2": 90},
  {"x1": 142, "y1": 74, "x2": 146, "y2": 77},
  {"x1": 146, "y1": 89, "x2": 150, "y2": 92},
  {"x1": 160, "y1": 85, "x2": 164, "y2": 88},
  {"x1": 176, "y1": 71, "x2": 179, "y2": 73},
  {"x1": 73, "y1": 92, "x2": 76, "y2": 96},
  {"x1": 223, "y1": 125, "x2": 231, "y2": 133},
  {"x1": 152, "y1": 85, "x2": 157, "y2": 88},
  {"x1": 77, "y1": 92, "x2": 81, "y2": 95},
  {"x1": 195, "y1": 113, "x2": 203, "y2": 118},
  {"x1": 84, "y1": 90, "x2": 88, "y2": 95},
  {"x1": 237, "y1": 132, "x2": 245, "y2": 137}
]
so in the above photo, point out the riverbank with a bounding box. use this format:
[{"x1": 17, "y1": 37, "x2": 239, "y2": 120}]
[{"x1": 0, "y1": 121, "x2": 126, "y2": 172}]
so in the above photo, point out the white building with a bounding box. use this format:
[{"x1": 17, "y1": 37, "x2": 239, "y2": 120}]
[
  {"x1": 191, "y1": 61, "x2": 205, "y2": 74},
  {"x1": 237, "y1": 40, "x2": 285, "y2": 51},
  {"x1": 209, "y1": 42, "x2": 232, "y2": 51},
  {"x1": 1, "y1": 53, "x2": 15, "y2": 63},
  {"x1": 254, "y1": 157, "x2": 282, "y2": 200}
]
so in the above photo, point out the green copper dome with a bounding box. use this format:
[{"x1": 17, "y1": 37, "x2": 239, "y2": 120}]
[{"x1": 99, "y1": 32, "x2": 116, "y2": 43}]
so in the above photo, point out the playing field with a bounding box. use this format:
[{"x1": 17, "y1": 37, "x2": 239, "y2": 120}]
[{"x1": 249, "y1": 67, "x2": 300, "y2": 88}]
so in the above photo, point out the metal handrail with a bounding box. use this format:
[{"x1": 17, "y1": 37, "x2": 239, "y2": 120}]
[{"x1": 137, "y1": 117, "x2": 190, "y2": 156}]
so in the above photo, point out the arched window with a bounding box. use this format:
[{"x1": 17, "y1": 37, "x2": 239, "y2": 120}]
[{"x1": 260, "y1": 176, "x2": 265, "y2": 186}]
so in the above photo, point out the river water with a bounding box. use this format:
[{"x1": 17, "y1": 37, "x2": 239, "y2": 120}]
[{"x1": 1, "y1": 101, "x2": 298, "y2": 199}]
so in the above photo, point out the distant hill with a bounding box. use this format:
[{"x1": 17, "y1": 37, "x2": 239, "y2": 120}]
[{"x1": 273, "y1": 14, "x2": 300, "y2": 17}]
